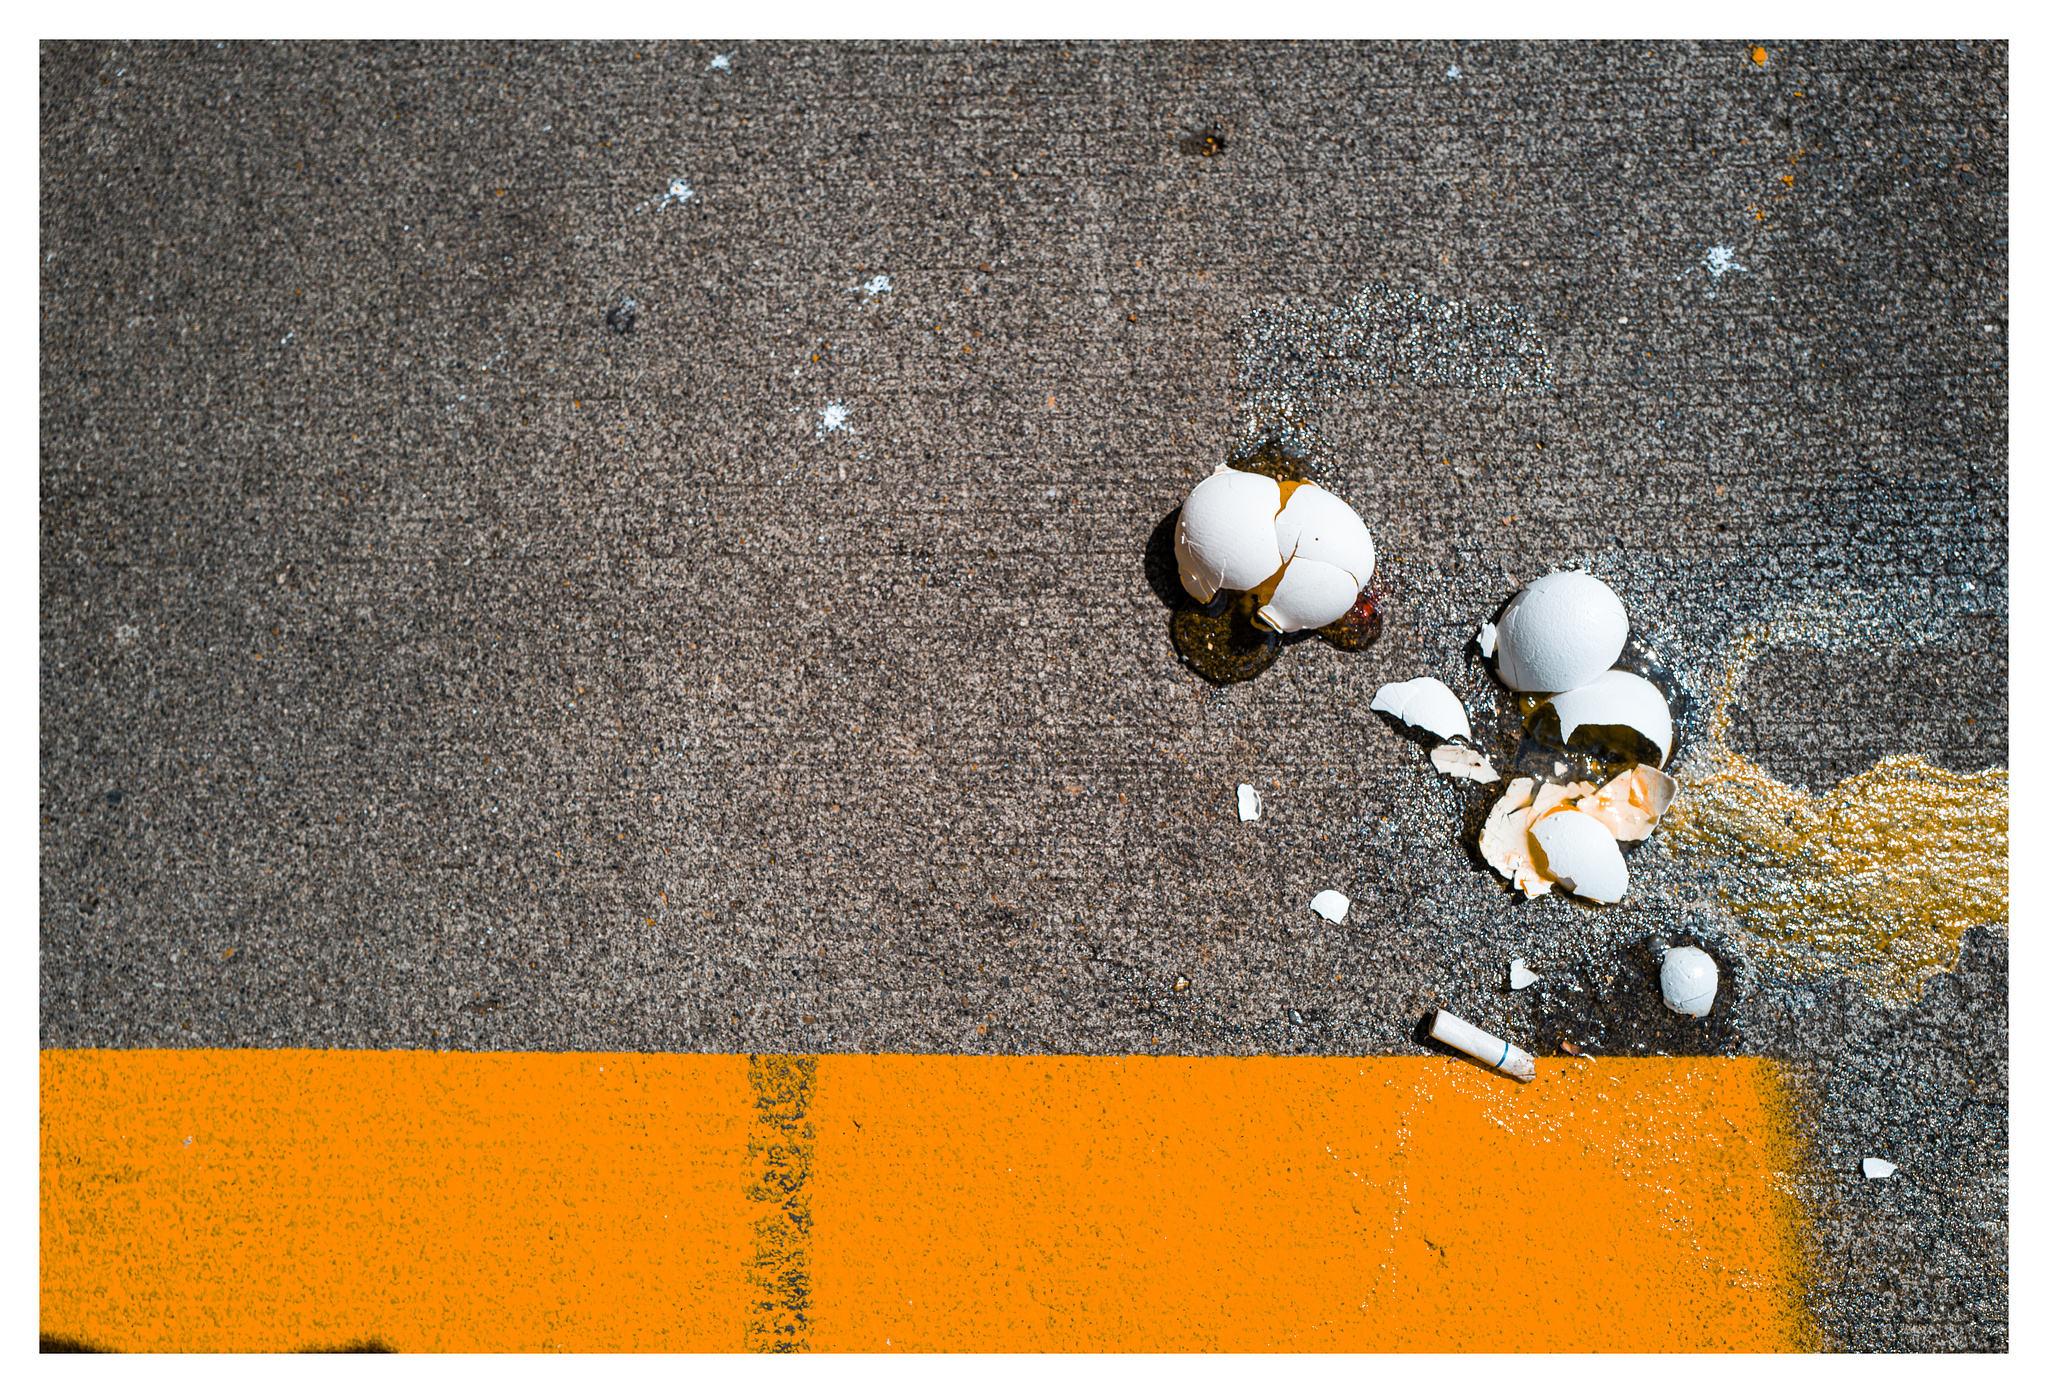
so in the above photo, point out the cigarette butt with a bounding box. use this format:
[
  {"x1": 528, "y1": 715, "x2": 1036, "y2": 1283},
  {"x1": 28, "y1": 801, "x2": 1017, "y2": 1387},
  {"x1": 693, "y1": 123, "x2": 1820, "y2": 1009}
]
[{"x1": 1430, "y1": 1009, "x2": 1537, "y2": 1082}]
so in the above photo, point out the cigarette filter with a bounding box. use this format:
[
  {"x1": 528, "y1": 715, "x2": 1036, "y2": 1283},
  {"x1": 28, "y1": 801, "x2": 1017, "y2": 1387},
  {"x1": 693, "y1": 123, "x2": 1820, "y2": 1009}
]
[{"x1": 1430, "y1": 1009, "x2": 1537, "y2": 1082}]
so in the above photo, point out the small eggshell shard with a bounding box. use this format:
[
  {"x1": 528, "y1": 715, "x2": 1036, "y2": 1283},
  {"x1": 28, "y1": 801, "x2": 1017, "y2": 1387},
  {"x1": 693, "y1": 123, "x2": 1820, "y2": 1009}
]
[
  {"x1": 1430, "y1": 743, "x2": 1499, "y2": 783},
  {"x1": 1658, "y1": 945, "x2": 1720, "y2": 1016},
  {"x1": 1272, "y1": 484, "x2": 1375, "y2": 586},
  {"x1": 1309, "y1": 889, "x2": 1351, "y2": 924},
  {"x1": 1479, "y1": 778, "x2": 1555, "y2": 898},
  {"x1": 1370, "y1": 677, "x2": 1473, "y2": 743},
  {"x1": 1174, "y1": 468, "x2": 1283, "y2": 602},
  {"x1": 1236, "y1": 783, "x2": 1262, "y2": 822},
  {"x1": 1476, "y1": 621, "x2": 1498, "y2": 658},
  {"x1": 1862, "y1": 1157, "x2": 1899, "y2": 1180},
  {"x1": 1530, "y1": 809, "x2": 1629, "y2": 904},
  {"x1": 1492, "y1": 571, "x2": 1630, "y2": 693},
  {"x1": 1259, "y1": 555, "x2": 1364, "y2": 632},
  {"x1": 1545, "y1": 669, "x2": 1674, "y2": 765},
  {"x1": 1579, "y1": 764, "x2": 1678, "y2": 842},
  {"x1": 1509, "y1": 959, "x2": 1540, "y2": 990}
]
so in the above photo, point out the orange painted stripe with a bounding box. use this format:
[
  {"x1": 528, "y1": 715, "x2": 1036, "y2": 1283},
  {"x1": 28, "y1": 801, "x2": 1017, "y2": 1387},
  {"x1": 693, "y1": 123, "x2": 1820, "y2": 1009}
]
[
  {"x1": 41, "y1": 1050, "x2": 1816, "y2": 1352},
  {"x1": 40, "y1": 1050, "x2": 754, "y2": 1353}
]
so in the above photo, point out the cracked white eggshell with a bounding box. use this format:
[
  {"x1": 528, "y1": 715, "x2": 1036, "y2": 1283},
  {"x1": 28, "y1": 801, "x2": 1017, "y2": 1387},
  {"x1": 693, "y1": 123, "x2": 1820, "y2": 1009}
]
[
  {"x1": 1659, "y1": 945, "x2": 1719, "y2": 1017},
  {"x1": 1546, "y1": 670, "x2": 1674, "y2": 764},
  {"x1": 1579, "y1": 764, "x2": 1678, "y2": 842},
  {"x1": 1530, "y1": 809, "x2": 1629, "y2": 904},
  {"x1": 1236, "y1": 783, "x2": 1262, "y2": 822},
  {"x1": 1479, "y1": 778, "x2": 1554, "y2": 898},
  {"x1": 1174, "y1": 468, "x2": 1283, "y2": 602},
  {"x1": 1531, "y1": 779, "x2": 1595, "y2": 818},
  {"x1": 1370, "y1": 677, "x2": 1473, "y2": 742},
  {"x1": 1272, "y1": 484, "x2": 1375, "y2": 585},
  {"x1": 1430, "y1": 744, "x2": 1499, "y2": 782},
  {"x1": 1509, "y1": 959, "x2": 1540, "y2": 990},
  {"x1": 1492, "y1": 571, "x2": 1630, "y2": 693},
  {"x1": 1259, "y1": 555, "x2": 1363, "y2": 632},
  {"x1": 1309, "y1": 888, "x2": 1350, "y2": 924}
]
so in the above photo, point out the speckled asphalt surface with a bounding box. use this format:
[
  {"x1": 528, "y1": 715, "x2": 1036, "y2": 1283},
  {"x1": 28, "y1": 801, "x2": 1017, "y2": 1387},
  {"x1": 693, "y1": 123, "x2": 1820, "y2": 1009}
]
[{"x1": 39, "y1": 41, "x2": 2007, "y2": 1349}]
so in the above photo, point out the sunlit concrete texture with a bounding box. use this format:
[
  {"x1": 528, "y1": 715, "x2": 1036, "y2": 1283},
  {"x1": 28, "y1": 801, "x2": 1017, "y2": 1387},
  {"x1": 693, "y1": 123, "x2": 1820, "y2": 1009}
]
[{"x1": 40, "y1": 41, "x2": 2006, "y2": 1350}]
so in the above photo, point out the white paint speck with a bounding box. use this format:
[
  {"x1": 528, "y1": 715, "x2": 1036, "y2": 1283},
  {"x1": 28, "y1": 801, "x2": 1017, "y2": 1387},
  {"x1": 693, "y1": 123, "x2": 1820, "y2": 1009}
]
[
  {"x1": 817, "y1": 402, "x2": 852, "y2": 437},
  {"x1": 1446, "y1": 64, "x2": 1461, "y2": 80},
  {"x1": 854, "y1": 273, "x2": 893, "y2": 299},
  {"x1": 708, "y1": 53, "x2": 733, "y2": 72},
  {"x1": 654, "y1": 177, "x2": 696, "y2": 210},
  {"x1": 1702, "y1": 245, "x2": 1744, "y2": 280}
]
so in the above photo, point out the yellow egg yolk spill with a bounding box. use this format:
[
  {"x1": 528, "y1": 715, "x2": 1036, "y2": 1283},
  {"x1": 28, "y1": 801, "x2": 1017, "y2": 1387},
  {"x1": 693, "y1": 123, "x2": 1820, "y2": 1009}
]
[{"x1": 1662, "y1": 626, "x2": 2009, "y2": 1006}]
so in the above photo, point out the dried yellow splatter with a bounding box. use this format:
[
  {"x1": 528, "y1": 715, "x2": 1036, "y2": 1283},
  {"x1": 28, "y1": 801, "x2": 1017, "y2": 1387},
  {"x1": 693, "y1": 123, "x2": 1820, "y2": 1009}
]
[{"x1": 1663, "y1": 627, "x2": 2008, "y2": 1006}]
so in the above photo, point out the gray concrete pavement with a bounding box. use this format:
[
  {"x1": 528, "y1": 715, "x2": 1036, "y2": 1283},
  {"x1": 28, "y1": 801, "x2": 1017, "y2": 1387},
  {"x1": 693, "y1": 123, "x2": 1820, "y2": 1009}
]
[{"x1": 40, "y1": 40, "x2": 2007, "y2": 1350}]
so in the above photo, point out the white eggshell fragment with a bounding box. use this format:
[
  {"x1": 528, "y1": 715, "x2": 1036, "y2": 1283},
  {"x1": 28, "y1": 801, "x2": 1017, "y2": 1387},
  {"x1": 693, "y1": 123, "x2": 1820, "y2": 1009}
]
[
  {"x1": 1479, "y1": 778, "x2": 1554, "y2": 899},
  {"x1": 1272, "y1": 484, "x2": 1375, "y2": 586},
  {"x1": 1236, "y1": 783, "x2": 1262, "y2": 822},
  {"x1": 1862, "y1": 1157, "x2": 1899, "y2": 1180},
  {"x1": 1492, "y1": 571, "x2": 1630, "y2": 693},
  {"x1": 1476, "y1": 621, "x2": 1498, "y2": 658},
  {"x1": 1658, "y1": 945, "x2": 1720, "y2": 1016},
  {"x1": 1259, "y1": 555, "x2": 1364, "y2": 632},
  {"x1": 1309, "y1": 889, "x2": 1351, "y2": 924},
  {"x1": 1370, "y1": 677, "x2": 1473, "y2": 742},
  {"x1": 1509, "y1": 959, "x2": 1540, "y2": 990},
  {"x1": 1579, "y1": 764, "x2": 1678, "y2": 842},
  {"x1": 1546, "y1": 670, "x2": 1674, "y2": 765},
  {"x1": 1430, "y1": 744, "x2": 1499, "y2": 783},
  {"x1": 1174, "y1": 468, "x2": 1283, "y2": 602},
  {"x1": 1530, "y1": 809, "x2": 1629, "y2": 904},
  {"x1": 1531, "y1": 779, "x2": 1595, "y2": 819}
]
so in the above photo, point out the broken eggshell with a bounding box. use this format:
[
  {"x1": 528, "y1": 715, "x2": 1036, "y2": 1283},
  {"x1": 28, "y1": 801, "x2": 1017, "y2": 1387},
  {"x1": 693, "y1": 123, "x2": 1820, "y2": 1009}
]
[
  {"x1": 1544, "y1": 669, "x2": 1674, "y2": 765},
  {"x1": 1309, "y1": 889, "x2": 1351, "y2": 924},
  {"x1": 1529, "y1": 809, "x2": 1630, "y2": 904},
  {"x1": 1236, "y1": 783, "x2": 1262, "y2": 822},
  {"x1": 1479, "y1": 778, "x2": 1554, "y2": 898},
  {"x1": 1429, "y1": 743, "x2": 1499, "y2": 782},
  {"x1": 1490, "y1": 571, "x2": 1630, "y2": 694},
  {"x1": 1509, "y1": 959, "x2": 1540, "y2": 990},
  {"x1": 1259, "y1": 555, "x2": 1365, "y2": 632},
  {"x1": 1174, "y1": 470, "x2": 1375, "y2": 632},
  {"x1": 1370, "y1": 677, "x2": 1473, "y2": 743},
  {"x1": 1658, "y1": 945, "x2": 1720, "y2": 1017},
  {"x1": 1578, "y1": 764, "x2": 1677, "y2": 842},
  {"x1": 1862, "y1": 1157, "x2": 1899, "y2": 1180},
  {"x1": 1173, "y1": 467, "x2": 1284, "y2": 603},
  {"x1": 1272, "y1": 483, "x2": 1375, "y2": 584}
]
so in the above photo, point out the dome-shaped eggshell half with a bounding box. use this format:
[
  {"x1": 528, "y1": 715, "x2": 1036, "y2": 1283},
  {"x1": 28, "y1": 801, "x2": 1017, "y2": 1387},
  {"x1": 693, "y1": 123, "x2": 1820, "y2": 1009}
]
[
  {"x1": 1370, "y1": 677, "x2": 1473, "y2": 742},
  {"x1": 1529, "y1": 808, "x2": 1629, "y2": 904},
  {"x1": 1493, "y1": 571, "x2": 1630, "y2": 693},
  {"x1": 1258, "y1": 556, "x2": 1362, "y2": 633},
  {"x1": 1273, "y1": 484, "x2": 1375, "y2": 587},
  {"x1": 1545, "y1": 669, "x2": 1674, "y2": 765},
  {"x1": 1175, "y1": 469, "x2": 1283, "y2": 602},
  {"x1": 1659, "y1": 945, "x2": 1719, "y2": 1017}
]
